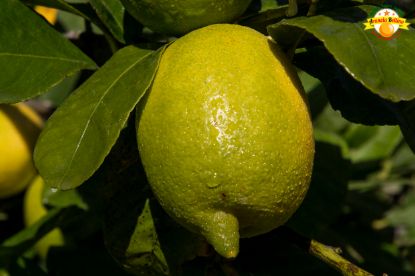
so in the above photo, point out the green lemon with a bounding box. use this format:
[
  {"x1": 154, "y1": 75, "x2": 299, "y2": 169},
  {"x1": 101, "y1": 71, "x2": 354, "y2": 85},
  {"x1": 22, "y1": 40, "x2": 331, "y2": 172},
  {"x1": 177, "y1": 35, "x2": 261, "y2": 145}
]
[
  {"x1": 0, "y1": 104, "x2": 43, "y2": 199},
  {"x1": 137, "y1": 24, "x2": 314, "y2": 258},
  {"x1": 122, "y1": 0, "x2": 252, "y2": 35},
  {"x1": 23, "y1": 176, "x2": 64, "y2": 259}
]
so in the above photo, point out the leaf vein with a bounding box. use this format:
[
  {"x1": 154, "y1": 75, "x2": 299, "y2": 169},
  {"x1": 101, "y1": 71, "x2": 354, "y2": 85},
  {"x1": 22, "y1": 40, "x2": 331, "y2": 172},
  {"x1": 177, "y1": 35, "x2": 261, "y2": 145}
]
[
  {"x1": 56, "y1": 51, "x2": 153, "y2": 188},
  {"x1": 0, "y1": 53, "x2": 88, "y2": 64}
]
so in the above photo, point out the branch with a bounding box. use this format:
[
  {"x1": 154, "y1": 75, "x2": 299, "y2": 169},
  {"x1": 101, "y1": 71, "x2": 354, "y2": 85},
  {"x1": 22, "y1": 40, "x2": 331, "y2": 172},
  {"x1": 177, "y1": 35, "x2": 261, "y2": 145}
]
[
  {"x1": 280, "y1": 227, "x2": 375, "y2": 276},
  {"x1": 309, "y1": 240, "x2": 373, "y2": 276}
]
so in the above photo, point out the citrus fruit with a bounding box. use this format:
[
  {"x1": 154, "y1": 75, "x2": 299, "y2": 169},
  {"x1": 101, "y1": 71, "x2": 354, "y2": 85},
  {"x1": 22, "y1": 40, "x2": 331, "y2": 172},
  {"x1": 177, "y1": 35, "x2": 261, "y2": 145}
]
[
  {"x1": 35, "y1": 6, "x2": 58, "y2": 25},
  {"x1": 23, "y1": 176, "x2": 64, "y2": 259},
  {"x1": 136, "y1": 24, "x2": 314, "y2": 258},
  {"x1": 122, "y1": 0, "x2": 252, "y2": 35},
  {"x1": 0, "y1": 104, "x2": 43, "y2": 199}
]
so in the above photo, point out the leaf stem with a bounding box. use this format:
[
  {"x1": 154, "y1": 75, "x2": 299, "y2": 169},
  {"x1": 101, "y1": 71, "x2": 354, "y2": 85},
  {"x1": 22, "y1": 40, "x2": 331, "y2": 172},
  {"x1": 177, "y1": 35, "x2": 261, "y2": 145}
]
[
  {"x1": 309, "y1": 240, "x2": 373, "y2": 276},
  {"x1": 307, "y1": 0, "x2": 319, "y2": 16},
  {"x1": 286, "y1": 0, "x2": 298, "y2": 17}
]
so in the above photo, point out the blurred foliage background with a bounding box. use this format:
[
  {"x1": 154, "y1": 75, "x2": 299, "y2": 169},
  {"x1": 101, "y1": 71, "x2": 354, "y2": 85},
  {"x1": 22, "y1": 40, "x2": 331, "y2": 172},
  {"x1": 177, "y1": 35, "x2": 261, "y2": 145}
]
[{"x1": 1, "y1": 0, "x2": 415, "y2": 275}]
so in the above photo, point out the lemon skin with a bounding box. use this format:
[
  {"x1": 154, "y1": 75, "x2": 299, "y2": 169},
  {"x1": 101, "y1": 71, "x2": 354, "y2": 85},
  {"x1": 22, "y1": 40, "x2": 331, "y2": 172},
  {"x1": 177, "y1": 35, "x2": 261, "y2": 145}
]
[
  {"x1": 137, "y1": 24, "x2": 314, "y2": 258},
  {"x1": 122, "y1": 0, "x2": 252, "y2": 35},
  {"x1": 0, "y1": 104, "x2": 42, "y2": 199},
  {"x1": 23, "y1": 176, "x2": 64, "y2": 259}
]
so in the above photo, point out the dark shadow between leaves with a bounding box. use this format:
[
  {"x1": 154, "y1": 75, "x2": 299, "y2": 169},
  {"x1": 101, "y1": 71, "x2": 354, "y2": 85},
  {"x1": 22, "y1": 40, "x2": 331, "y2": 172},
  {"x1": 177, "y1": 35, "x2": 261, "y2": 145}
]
[
  {"x1": 267, "y1": 40, "x2": 311, "y2": 115},
  {"x1": 323, "y1": 5, "x2": 369, "y2": 23},
  {"x1": 293, "y1": 46, "x2": 399, "y2": 126},
  {"x1": 122, "y1": 10, "x2": 143, "y2": 45},
  {"x1": 101, "y1": 123, "x2": 153, "y2": 274}
]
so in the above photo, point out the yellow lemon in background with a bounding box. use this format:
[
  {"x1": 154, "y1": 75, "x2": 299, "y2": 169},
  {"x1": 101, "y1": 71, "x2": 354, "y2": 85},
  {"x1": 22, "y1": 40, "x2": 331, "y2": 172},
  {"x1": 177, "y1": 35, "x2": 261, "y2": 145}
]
[
  {"x1": 23, "y1": 176, "x2": 64, "y2": 260},
  {"x1": 0, "y1": 104, "x2": 42, "y2": 199},
  {"x1": 122, "y1": 0, "x2": 253, "y2": 35},
  {"x1": 137, "y1": 24, "x2": 314, "y2": 258},
  {"x1": 34, "y1": 6, "x2": 58, "y2": 25}
]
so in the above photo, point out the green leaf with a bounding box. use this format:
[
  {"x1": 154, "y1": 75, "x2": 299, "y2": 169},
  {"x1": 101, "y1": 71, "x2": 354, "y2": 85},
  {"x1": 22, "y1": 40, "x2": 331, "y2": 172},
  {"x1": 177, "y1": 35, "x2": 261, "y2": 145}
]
[
  {"x1": 294, "y1": 46, "x2": 398, "y2": 125},
  {"x1": 89, "y1": 0, "x2": 126, "y2": 43},
  {"x1": 345, "y1": 125, "x2": 402, "y2": 163},
  {"x1": 314, "y1": 129, "x2": 349, "y2": 158},
  {"x1": 0, "y1": 0, "x2": 96, "y2": 103},
  {"x1": 268, "y1": 5, "x2": 415, "y2": 102},
  {"x1": 384, "y1": 192, "x2": 415, "y2": 246},
  {"x1": 42, "y1": 186, "x2": 88, "y2": 211},
  {"x1": 391, "y1": 142, "x2": 415, "y2": 175},
  {"x1": 260, "y1": 0, "x2": 281, "y2": 12},
  {"x1": 0, "y1": 207, "x2": 80, "y2": 266},
  {"x1": 34, "y1": 45, "x2": 165, "y2": 190},
  {"x1": 105, "y1": 194, "x2": 204, "y2": 276},
  {"x1": 125, "y1": 199, "x2": 169, "y2": 275},
  {"x1": 313, "y1": 104, "x2": 350, "y2": 134}
]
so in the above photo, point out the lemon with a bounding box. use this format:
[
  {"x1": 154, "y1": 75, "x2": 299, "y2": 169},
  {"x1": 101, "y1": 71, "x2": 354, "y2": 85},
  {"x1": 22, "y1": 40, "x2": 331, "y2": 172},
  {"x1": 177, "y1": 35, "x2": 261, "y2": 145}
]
[
  {"x1": 122, "y1": 0, "x2": 252, "y2": 35},
  {"x1": 0, "y1": 104, "x2": 42, "y2": 199},
  {"x1": 23, "y1": 176, "x2": 64, "y2": 260},
  {"x1": 137, "y1": 24, "x2": 314, "y2": 258},
  {"x1": 34, "y1": 6, "x2": 58, "y2": 25}
]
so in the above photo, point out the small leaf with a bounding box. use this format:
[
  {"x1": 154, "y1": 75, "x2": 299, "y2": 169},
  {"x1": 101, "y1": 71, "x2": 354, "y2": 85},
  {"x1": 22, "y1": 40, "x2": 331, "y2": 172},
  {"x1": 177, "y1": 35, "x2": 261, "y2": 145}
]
[
  {"x1": 89, "y1": 0, "x2": 126, "y2": 43},
  {"x1": 314, "y1": 129, "x2": 349, "y2": 158},
  {"x1": 313, "y1": 104, "x2": 350, "y2": 134},
  {"x1": 260, "y1": 0, "x2": 282, "y2": 12},
  {"x1": 0, "y1": 0, "x2": 97, "y2": 103},
  {"x1": 42, "y1": 186, "x2": 88, "y2": 211},
  {"x1": 345, "y1": 125, "x2": 402, "y2": 163},
  {"x1": 34, "y1": 45, "x2": 165, "y2": 190},
  {"x1": 125, "y1": 199, "x2": 169, "y2": 275},
  {"x1": 0, "y1": 207, "x2": 80, "y2": 266},
  {"x1": 384, "y1": 192, "x2": 415, "y2": 246},
  {"x1": 269, "y1": 5, "x2": 415, "y2": 102}
]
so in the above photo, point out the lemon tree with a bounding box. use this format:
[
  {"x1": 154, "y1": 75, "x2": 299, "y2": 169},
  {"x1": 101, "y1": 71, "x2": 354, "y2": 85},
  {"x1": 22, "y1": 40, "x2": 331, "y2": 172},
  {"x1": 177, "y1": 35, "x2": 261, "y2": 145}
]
[{"x1": 1, "y1": 0, "x2": 415, "y2": 275}]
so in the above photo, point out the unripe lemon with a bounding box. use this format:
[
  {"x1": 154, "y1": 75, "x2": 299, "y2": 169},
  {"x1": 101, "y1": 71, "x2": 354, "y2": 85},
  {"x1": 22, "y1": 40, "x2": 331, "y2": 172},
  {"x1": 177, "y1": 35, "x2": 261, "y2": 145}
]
[
  {"x1": 137, "y1": 24, "x2": 314, "y2": 258},
  {"x1": 23, "y1": 176, "x2": 64, "y2": 259},
  {"x1": 0, "y1": 104, "x2": 42, "y2": 198},
  {"x1": 122, "y1": 0, "x2": 252, "y2": 35}
]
